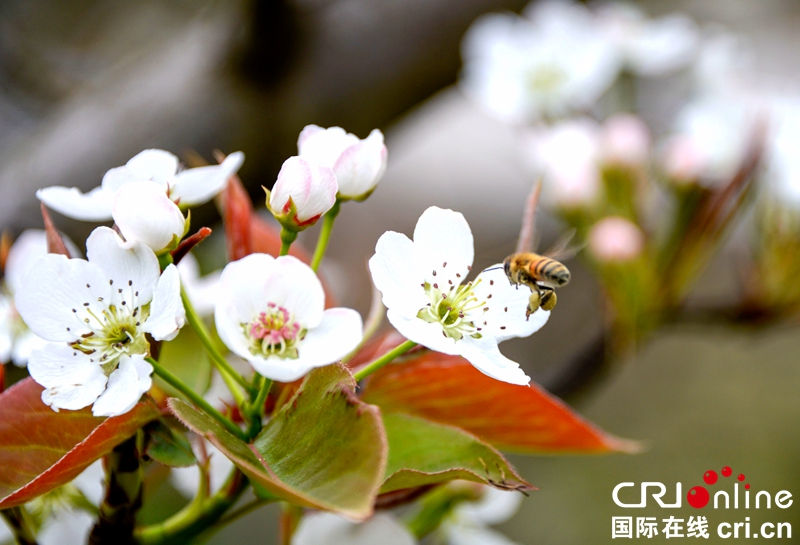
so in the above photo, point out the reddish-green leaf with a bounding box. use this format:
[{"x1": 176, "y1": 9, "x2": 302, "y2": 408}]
[
  {"x1": 362, "y1": 352, "x2": 637, "y2": 454},
  {"x1": 170, "y1": 364, "x2": 387, "y2": 520},
  {"x1": 0, "y1": 378, "x2": 160, "y2": 508},
  {"x1": 222, "y1": 175, "x2": 253, "y2": 262},
  {"x1": 380, "y1": 412, "x2": 533, "y2": 494},
  {"x1": 40, "y1": 203, "x2": 70, "y2": 257}
]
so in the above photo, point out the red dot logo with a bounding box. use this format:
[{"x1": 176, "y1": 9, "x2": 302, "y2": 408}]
[
  {"x1": 722, "y1": 466, "x2": 732, "y2": 477},
  {"x1": 703, "y1": 470, "x2": 718, "y2": 485},
  {"x1": 687, "y1": 486, "x2": 710, "y2": 508},
  {"x1": 745, "y1": 484, "x2": 751, "y2": 490},
  {"x1": 738, "y1": 474, "x2": 746, "y2": 482}
]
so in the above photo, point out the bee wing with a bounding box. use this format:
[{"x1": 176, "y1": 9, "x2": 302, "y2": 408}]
[
  {"x1": 515, "y1": 179, "x2": 542, "y2": 254},
  {"x1": 542, "y1": 228, "x2": 583, "y2": 261}
]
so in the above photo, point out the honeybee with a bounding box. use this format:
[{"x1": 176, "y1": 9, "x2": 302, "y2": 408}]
[
  {"x1": 503, "y1": 252, "x2": 571, "y2": 318},
  {"x1": 498, "y1": 180, "x2": 575, "y2": 319}
]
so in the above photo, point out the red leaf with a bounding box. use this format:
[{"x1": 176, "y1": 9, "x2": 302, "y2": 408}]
[
  {"x1": 361, "y1": 353, "x2": 638, "y2": 455},
  {"x1": 171, "y1": 227, "x2": 212, "y2": 265},
  {"x1": 222, "y1": 175, "x2": 253, "y2": 262},
  {"x1": 40, "y1": 204, "x2": 70, "y2": 257},
  {"x1": 0, "y1": 378, "x2": 161, "y2": 508}
]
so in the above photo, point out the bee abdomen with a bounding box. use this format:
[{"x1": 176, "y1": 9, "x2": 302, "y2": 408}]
[{"x1": 532, "y1": 258, "x2": 571, "y2": 286}]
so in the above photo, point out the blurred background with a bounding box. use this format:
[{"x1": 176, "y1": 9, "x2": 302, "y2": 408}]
[{"x1": 2, "y1": 0, "x2": 800, "y2": 543}]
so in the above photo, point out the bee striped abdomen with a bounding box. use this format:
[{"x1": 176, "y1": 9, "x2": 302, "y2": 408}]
[{"x1": 531, "y1": 257, "x2": 570, "y2": 286}]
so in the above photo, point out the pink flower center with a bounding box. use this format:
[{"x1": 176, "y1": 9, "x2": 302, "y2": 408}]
[{"x1": 246, "y1": 303, "x2": 304, "y2": 358}]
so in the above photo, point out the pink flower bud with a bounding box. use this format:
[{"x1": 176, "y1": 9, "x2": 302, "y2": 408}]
[
  {"x1": 268, "y1": 157, "x2": 337, "y2": 230},
  {"x1": 661, "y1": 135, "x2": 704, "y2": 183},
  {"x1": 602, "y1": 114, "x2": 651, "y2": 166},
  {"x1": 588, "y1": 216, "x2": 645, "y2": 262}
]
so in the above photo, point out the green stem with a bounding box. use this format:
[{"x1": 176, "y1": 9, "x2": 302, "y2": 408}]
[
  {"x1": 353, "y1": 340, "x2": 417, "y2": 381},
  {"x1": 0, "y1": 507, "x2": 38, "y2": 545},
  {"x1": 279, "y1": 228, "x2": 298, "y2": 257},
  {"x1": 253, "y1": 378, "x2": 273, "y2": 417},
  {"x1": 135, "y1": 469, "x2": 248, "y2": 545},
  {"x1": 148, "y1": 358, "x2": 246, "y2": 441},
  {"x1": 310, "y1": 200, "x2": 341, "y2": 272},
  {"x1": 180, "y1": 287, "x2": 255, "y2": 396}
]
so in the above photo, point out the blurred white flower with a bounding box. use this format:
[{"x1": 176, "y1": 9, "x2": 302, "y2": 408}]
[
  {"x1": 112, "y1": 181, "x2": 187, "y2": 252},
  {"x1": 662, "y1": 97, "x2": 756, "y2": 185},
  {"x1": 176, "y1": 253, "x2": 220, "y2": 317},
  {"x1": 521, "y1": 118, "x2": 602, "y2": 208},
  {"x1": 298, "y1": 125, "x2": 388, "y2": 201},
  {"x1": 0, "y1": 231, "x2": 57, "y2": 366},
  {"x1": 693, "y1": 26, "x2": 755, "y2": 97},
  {"x1": 460, "y1": 0, "x2": 619, "y2": 123},
  {"x1": 0, "y1": 461, "x2": 104, "y2": 545},
  {"x1": 267, "y1": 157, "x2": 338, "y2": 230},
  {"x1": 215, "y1": 254, "x2": 362, "y2": 382},
  {"x1": 601, "y1": 113, "x2": 651, "y2": 166},
  {"x1": 15, "y1": 227, "x2": 185, "y2": 416},
  {"x1": 369, "y1": 206, "x2": 549, "y2": 386},
  {"x1": 293, "y1": 512, "x2": 416, "y2": 545},
  {"x1": 37, "y1": 149, "x2": 244, "y2": 221},
  {"x1": 764, "y1": 99, "x2": 800, "y2": 208},
  {"x1": 588, "y1": 216, "x2": 645, "y2": 262},
  {"x1": 594, "y1": 2, "x2": 698, "y2": 77},
  {"x1": 439, "y1": 486, "x2": 523, "y2": 545}
]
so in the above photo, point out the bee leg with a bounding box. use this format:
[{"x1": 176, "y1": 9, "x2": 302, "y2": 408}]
[
  {"x1": 539, "y1": 286, "x2": 557, "y2": 311},
  {"x1": 526, "y1": 290, "x2": 541, "y2": 321}
]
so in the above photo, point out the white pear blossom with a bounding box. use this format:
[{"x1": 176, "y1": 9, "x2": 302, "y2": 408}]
[
  {"x1": 293, "y1": 512, "x2": 416, "y2": 545},
  {"x1": 588, "y1": 216, "x2": 645, "y2": 262},
  {"x1": 460, "y1": 1, "x2": 619, "y2": 123},
  {"x1": 36, "y1": 149, "x2": 244, "y2": 221},
  {"x1": 215, "y1": 254, "x2": 362, "y2": 382},
  {"x1": 267, "y1": 157, "x2": 337, "y2": 230},
  {"x1": 662, "y1": 97, "x2": 756, "y2": 185},
  {"x1": 298, "y1": 125, "x2": 388, "y2": 201},
  {"x1": 521, "y1": 118, "x2": 602, "y2": 208},
  {"x1": 15, "y1": 227, "x2": 186, "y2": 416},
  {"x1": 439, "y1": 486, "x2": 523, "y2": 545},
  {"x1": 764, "y1": 99, "x2": 800, "y2": 208},
  {"x1": 601, "y1": 113, "x2": 651, "y2": 166},
  {"x1": 369, "y1": 207, "x2": 549, "y2": 386},
  {"x1": 594, "y1": 2, "x2": 698, "y2": 77}
]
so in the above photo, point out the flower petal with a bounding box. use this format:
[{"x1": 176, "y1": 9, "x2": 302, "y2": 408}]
[
  {"x1": 92, "y1": 354, "x2": 153, "y2": 417},
  {"x1": 123, "y1": 149, "x2": 179, "y2": 186},
  {"x1": 456, "y1": 487, "x2": 523, "y2": 525},
  {"x1": 443, "y1": 525, "x2": 520, "y2": 545},
  {"x1": 11, "y1": 330, "x2": 48, "y2": 367},
  {"x1": 289, "y1": 307, "x2": 363, "y2": 371},
  {"x1": 457, "y1": 337, "x2": 530, "y2": 386},
  {"x1": 112, "y1": 181, "x2": 186, "y2": 252},
  {"x1": 177, "y1": 253, "x2": 220, "y2": 317},
  {"x1": 472, "y1": 266, "x2": 550, "y2": 342},
  {"x1": 27, "y1": 343, "x2": 108, "y2": 411},
  {"x1": 85, "y1": 226, "x2": 161, "y2": 305},
  {"x1": 170, "y1": 151, "x2": 245, "y2": 206},
  {"x1": 297, "y1": 125, "x2": 356, "y2": 167},
  {"x1": 142, "y1": 264, "x2": 186, "y2": 341},
  {"x1": 332, "y1": 129, "x2": 387, "y2": 199},
  {"x1": 270, "y1": 256, "x2": 325, "y2": 328},
  {"x1": 15, "y1": 254, "x2": 109, "y2": 342},
  {"x1": 38, "y1": 510, "x2": 96, "y2": 545},
  {"x1": 217, "y1": 253, "x2": 277, "y2": 324},
  {"x1": 412, "y1": 207, "x2": 474, "y2": 286},
  {"x1": 36, "y1": 186, "x2": 115, "y2": 221},
  {"x1": 369, "y1": 231, "x2": 425, "y2": 319},
  {"x1": 385, "y1": 309, "x2": 461, "y2": 356}
]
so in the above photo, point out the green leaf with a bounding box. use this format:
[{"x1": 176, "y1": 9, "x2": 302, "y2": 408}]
[
  {"x1": 380, "y1": 413, "x2": 533, "y2": 494},
  {"x1": 169, "y1": 364, "x2": 387, "y2": 520},
  {"x1": 0, "y1": 378, "x2": 160, "y2": 509},
  {"x1": 156, "y1": 326, "x2": 213, "y2": 398},
  {"x1": 144, "y1": 420, "x2": 197, "y2": 468}
]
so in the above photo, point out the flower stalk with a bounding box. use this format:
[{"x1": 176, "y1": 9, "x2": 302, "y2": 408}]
[
  {"x1": 353, "y1": 339, "x2": 417, "y2": 381},
  {"x1": 0, "y1": 506, "x2": 39, "y2": 545},
  {"x1": 310, "y1": 200, "x2": 341, "y2": 271}
]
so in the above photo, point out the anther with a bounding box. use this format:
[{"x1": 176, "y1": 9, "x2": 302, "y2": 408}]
[
  {"x1": 83, "y1": 302, "x2": 89, "y2": 306},
  {"x1": 448, "y1": 280, "x2": 453, "y2": 285},
  {"x1": 456, "y1": 273, "x2": 461, "y2": 278},
  {"x1": 483, "y1": 307, "x2": 489, "y2": 311},
  {"x1": 86, "y1": 284, "x2": 91, "y2": 288},
  {"x1": 109, "y1": 280, "x2": 113, "y2": 285},
  {"x1": 490, "y1": 280, "x2": 494, "y2": 285},
  {"x1": 433, "y1": 283, "x2": 438, "y2": 289},
  {"x1": 500, "y1": 326, "x2": 506, "y2": 330},
  {"x1": 504, "y1": 307, "x2": 508, "y2": 312},
  {"x1": 487, "y1": 294, "x2": 492, "y2": 299},
  {"x1": 432, "y1": 270, "x2": 437, "y2": 276},
  {"x1": 128, "y1": 280, "x2": 133, "y2": 286}
]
